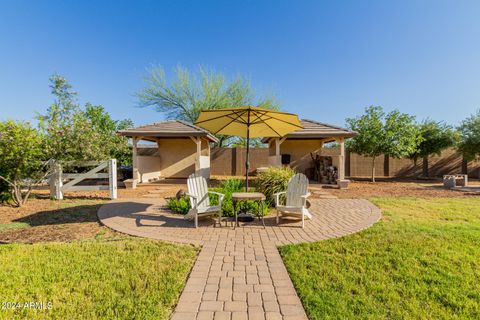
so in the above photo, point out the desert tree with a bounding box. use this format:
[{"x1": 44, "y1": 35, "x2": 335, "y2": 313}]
[
  {"x1": 458, "y1": 110, "x2": 480, "y2": 162},
  {"x1": 136, "y1": 65, "x2": 279, "y2": 146},
  {"x1": 409, "y1": 120, "x2": 458, "y2": 176},
  {"x1": 346, "y1": 106, "x2": 421, "y2": 182},
  {"x1": 37, "y1": 75, "x2": 133, "y2": 164}
]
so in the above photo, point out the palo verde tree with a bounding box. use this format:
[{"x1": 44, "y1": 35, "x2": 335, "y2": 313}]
[
  {"x1": 346, "y1": 106, "x2": 421, "y2": 182},
  {"x1": 0, "y1": 120, "x2": 49, "y2": 206},
  {"x1": 136, "y1": 65, "x2": 279, "y2": 146},
  {"x1": 409, "y1": 120, "x2": 458, "y2": 177},
  {"x1": 457, "y1": 110, "x2": 480, "y2": 162}
]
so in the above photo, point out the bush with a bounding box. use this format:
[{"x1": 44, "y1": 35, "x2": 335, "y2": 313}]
[
  {"x1": 167, "y1": 196, "x2": 190, "y2": 215},
  {"x1": 167, "y1": 178, "x2": 269, "y2": 217},
  {"x1": 256, "y1": 166, "x2": 295, "y2": 205}
]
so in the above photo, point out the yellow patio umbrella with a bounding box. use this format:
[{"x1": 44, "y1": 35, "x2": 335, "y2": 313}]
[{"x1": 195, "y1": 106, "x2": 303, "y2": 191}]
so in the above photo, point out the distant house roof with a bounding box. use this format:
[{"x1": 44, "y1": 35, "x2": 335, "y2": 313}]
[
  {"x1": 118, "y1": 120, "x2": 219, "y2": 142},
  {"x1": 262, "y1": 119, "x2": 357, "y2": 142}
]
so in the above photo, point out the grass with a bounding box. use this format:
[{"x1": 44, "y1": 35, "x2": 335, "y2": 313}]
[
  {"x1": 0, "y1": 239, "x2": 198, "y2": 319},
  {"x1": 280, "y1": 197, "x2": 480, "y2": 320},
  {"x1": 0, "y1": 222, "x2": 30, "y2": 231}
]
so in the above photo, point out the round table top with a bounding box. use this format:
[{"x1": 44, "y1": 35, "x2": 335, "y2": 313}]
[{"x1": 232, "y1": 192, "x2": 266, "y2": 201}]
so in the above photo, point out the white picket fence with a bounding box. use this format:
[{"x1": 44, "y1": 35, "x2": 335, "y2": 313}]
[{"x1": 49, "y1": 159, "x2": 117, "y2": 200}]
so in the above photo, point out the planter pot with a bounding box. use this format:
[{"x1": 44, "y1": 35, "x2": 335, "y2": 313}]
[
  {"x1": 124, "y1": 179, "x2": 137, "y2": 189},
  {"x1": 336, "y1": 179, "x2": 350, "y2": 189}
]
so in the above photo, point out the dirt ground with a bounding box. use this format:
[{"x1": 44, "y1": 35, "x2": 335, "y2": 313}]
[
  {"x1": 1, "y1": 179, "x2": 478, "y2": 244},
  {"x1": 327, "y1": 179, "x2": 480, "y2": 199}
]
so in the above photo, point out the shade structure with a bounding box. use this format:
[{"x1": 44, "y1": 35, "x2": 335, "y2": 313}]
[{"x1": 195, "y1": 106, "x2": 303, "y2": 190}]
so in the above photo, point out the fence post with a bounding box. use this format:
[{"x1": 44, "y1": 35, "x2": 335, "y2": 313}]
[
  {"x1": 109, "y1": 159, "x2": 117, "y2": 199},
  {"x1": 50, "y1": 161, "x2": 63, "y2": 200}
]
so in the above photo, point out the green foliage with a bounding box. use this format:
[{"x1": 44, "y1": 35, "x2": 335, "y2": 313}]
[
  {"x1": 346, "y1": 106, "x2": 422, "y2": 181},
  {"x1": 85, "y1": 104, "x2": 134, "y2": 165},
  {"x1": 280, "y1": 197, "x2": 480, "y2": 319},
  {"x1": 230, "y1": 137, "x2": 267, "y2": 148},
  {"x1": 136, "y1": 65, "x2": 279, "y2": 146},
  {"x1": 256, "y1": 166, "x2": 296, "y2": 205},
  {"x1": 458, "y1": 110, "x2": 480, "y2": 161},
  {"x1": 212, "y1": 178, "x2": 262, "y2": 217},
  {"x1": 409, "y1": 119, "x2": 459, "y2": 163},
  {"x1": 37, "y1": 75, "x2": 133, "y2": 165},
  {"x1": 167, "y1": 178, "x2": 268, "y2": 217},
  {"x1": 167, "y1": 196, "x2": 191, "y2": 215},
  {"x1": 0, "y1": 239, "x2": 197, "y2": 319},
  {"x1": 218, "y1": 178, "x2": 244, "y2": 194},
  {"x1": 0, "y1": 120, "x2": 46, "y2": 206}
]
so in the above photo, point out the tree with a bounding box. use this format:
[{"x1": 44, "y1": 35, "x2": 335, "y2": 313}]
[
  {"x1": 37, "y1": 75, "x2": 133, "y2": 164},
  {"x1": 346, "y1": 106, "x2": 421, "y2": 182},
  {"x1": 0, "y1": 120, "x2": 49, "y2": 206},
  {"x1": 409, "y1": 120, "x2": 458, "y2": 176},
  {"x1": 230, "y1": 137, "x2": 266, "y2": 148},
  {"x1": 458, "y1": 110, "x2": 480, "y2": 161},
  {"x1": 37, "y1": 74, "x2": 81, "y2": 161},
  {"x1": 136, "y1": 65, "x2": 279, "y2": 146},
  {"x1": 85, "y1": 103, "x2": 134, "y2": 165}
]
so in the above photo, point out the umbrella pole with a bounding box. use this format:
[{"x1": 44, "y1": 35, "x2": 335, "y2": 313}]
[{"x1": 245, "y1": 127, "x2": 250, "y2": 192}]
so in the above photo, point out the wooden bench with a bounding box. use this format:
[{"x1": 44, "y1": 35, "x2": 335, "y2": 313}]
[{"x1": 443, "y1": 174, "x2": 468, "y2": 188}]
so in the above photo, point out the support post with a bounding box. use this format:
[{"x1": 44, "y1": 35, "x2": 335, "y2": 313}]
[
  {"x1": 272, "y1": 137, "x2": 287, "y2": 167},
  {"x1": 338, "y1": 138, "x2": 345, "y2": 180},
  {"x1": 196, "y1": 137, "x2": 201, "y2": 172},
  {"x1": 132, "y1": 137, "x2": 139, "y2": 187},
  {"x1": 50, "y1": 161, "x2": 63, "y2": 200},
  {"x1": 108, "y1": 159, "x2": 118, "y2": 199},
  {"x1": 336, "y1": 137, "x2": 350, "y2": 189}
]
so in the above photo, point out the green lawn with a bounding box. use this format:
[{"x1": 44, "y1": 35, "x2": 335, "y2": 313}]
[
  {"x1": 0, "y1": 239, "x2": 198, "y2": 319},
  {"x1": 280, "y1": 197, "x2": 480, "y2": 320}
]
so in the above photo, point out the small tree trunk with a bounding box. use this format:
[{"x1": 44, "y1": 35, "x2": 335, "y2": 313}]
[
  {"x1": 422, "y1": 156, "x2": 429, "y2": 177},
  {"x1": 371, "y1": 157, "x2": 376, "y2": 182}
]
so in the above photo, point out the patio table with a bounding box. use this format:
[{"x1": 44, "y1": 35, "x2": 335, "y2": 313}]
[{"x1": 232, "y1": 192, "x2": 266, "y2": 228}]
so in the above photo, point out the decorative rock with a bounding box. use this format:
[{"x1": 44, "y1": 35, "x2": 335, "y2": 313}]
[
  {"x1": 336, "y1": 179, "x2": 350, "y2": 189},
  {"x1": 176, "y1": 189, "x2": 186, "y2": 199},
  {"x1": 123, "y1": 179, "x2": 136, "y2": 189}
]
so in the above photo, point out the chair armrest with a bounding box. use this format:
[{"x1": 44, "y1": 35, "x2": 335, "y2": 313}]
[
  {"x1": 273, "y1": 191, "x2": 287, "y2": 207},
  {"x1": 185, "y1": 193, "x2": 197, "y2": 208},
  {"x1": 300, "y1": 192, "x2": 311, "y2": 206},
  {"x1": 208, "y1": 191, "x2": 225, "y2": 200},
  {"x1": 185, "y1": 193, "x2": 197, "y2": 199},
  {"x1": 208, "y1": 191, "x2": 225, "y2": 206}
]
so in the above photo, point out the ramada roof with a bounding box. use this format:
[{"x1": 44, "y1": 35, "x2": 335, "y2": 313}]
[
  {"x1": 118, "y1": 119, "x2": 356, "y2": 143},
  {"x1": 262, "y1": 119, "x2": 357, "y2": 142},
  {"x1": 118, "y1": 120, "x2": 219, "y2": 142}
]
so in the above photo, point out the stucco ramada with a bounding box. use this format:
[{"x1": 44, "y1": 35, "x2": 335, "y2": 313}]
[{"x1": 118, "y1": 119, "x2": 357, "y2": 185}]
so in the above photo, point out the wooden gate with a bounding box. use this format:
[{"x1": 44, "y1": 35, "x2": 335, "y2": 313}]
[{"x1": 49, "y1": 159, "x2": 117, "y2": 200}]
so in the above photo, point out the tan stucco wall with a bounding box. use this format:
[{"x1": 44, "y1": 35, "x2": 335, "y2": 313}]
[
  {"x1": 157, "y1": 138, "x2": 208, "y2": 178},
  {"x1": 137, "y1": 156, "x2": 161, "y2": 182},
  {"x1": 269, "y1": 139, "x2": 325, "y2": 174}
]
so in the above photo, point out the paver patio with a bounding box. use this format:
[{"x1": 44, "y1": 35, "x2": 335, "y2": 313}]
[{"x1": 98, "y1": 198, "x2": 381, "y2": 319}]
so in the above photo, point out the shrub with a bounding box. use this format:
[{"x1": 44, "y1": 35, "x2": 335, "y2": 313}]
[
  {"x1": 219, "y1": 178, "x2": 244, "y2": 194},
  {"x1": 167, "y1": 196, "x2": 190, "y2": 215},
  {"x1": 256, "y1": 166, "x2": 295, "y2": 205},
  {"x1": 167, "y1": 178, "x2": 268, "y2": 217},
  {"x1": 0, "y1": 120, "x2": 47, "y2": 207}
]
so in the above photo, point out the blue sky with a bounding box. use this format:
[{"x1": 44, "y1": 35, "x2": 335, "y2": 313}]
[{"x1": 1, "y1": 0, "x2": 479, "y2": 127}]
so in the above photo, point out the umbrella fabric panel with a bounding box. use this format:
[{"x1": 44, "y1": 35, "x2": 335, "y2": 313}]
[{"x1": 194, "y1": 106, "x2": 303, "y2": 138}]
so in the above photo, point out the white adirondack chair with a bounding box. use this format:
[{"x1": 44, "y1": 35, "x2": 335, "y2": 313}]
[
  {"x1": 274, "y1": 173, "x2": 312, "y2": 228},
  {"x1": 185, "y1": 173, "x2": 225, "y2": 228}
]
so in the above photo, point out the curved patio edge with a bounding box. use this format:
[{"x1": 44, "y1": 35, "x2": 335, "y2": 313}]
[{"x1": 97, "y1": 198, "x2": 381, "y2": 246}]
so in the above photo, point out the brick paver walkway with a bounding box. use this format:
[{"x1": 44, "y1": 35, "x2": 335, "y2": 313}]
[{"x1": 98, "y1": 198, "x2": 381, "y2": 319}]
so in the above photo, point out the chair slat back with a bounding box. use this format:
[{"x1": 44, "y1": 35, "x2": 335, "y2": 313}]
[
  {"x1": 286, "y1": 173, "x2": 308, "y2": 207},
  {"x1": 187, "y1": 173, "x2": 210, "y2": 208}
]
